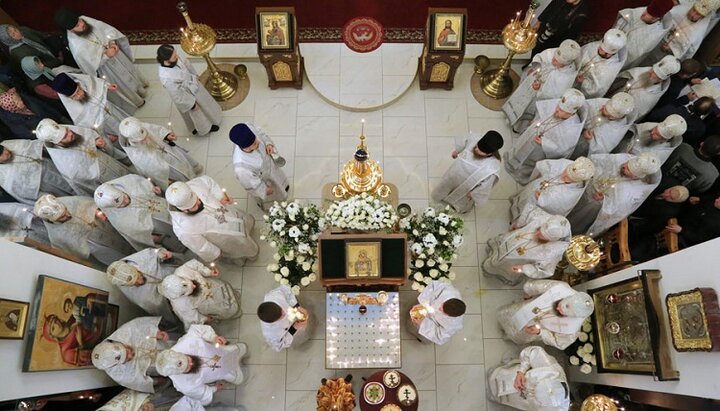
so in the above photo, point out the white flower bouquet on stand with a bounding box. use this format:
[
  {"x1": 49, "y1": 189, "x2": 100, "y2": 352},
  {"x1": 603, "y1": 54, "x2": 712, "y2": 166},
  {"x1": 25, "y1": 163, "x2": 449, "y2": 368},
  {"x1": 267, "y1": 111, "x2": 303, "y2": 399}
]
[
  {"x1": 324, "y1": 192, "x2": 398, "y2": 232},
  {"x1": 565, "y1": 317, "x2": 597, "y2": 374}
]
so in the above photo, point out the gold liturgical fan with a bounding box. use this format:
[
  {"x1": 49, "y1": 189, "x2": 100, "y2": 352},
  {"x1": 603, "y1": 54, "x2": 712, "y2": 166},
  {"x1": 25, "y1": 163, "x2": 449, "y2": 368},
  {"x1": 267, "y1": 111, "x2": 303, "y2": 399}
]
[{"x1": 332, "y1": 120, "x2": 391, "y2": 199}]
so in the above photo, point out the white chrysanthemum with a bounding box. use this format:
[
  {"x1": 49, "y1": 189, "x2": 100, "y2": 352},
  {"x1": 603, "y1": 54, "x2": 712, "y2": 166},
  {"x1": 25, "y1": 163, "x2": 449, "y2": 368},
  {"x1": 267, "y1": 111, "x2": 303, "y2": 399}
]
[
  {"x1": 297, "y1": 243, "x2": 310, "y2": 254},
  {"x1": 399, "y1": 218, "x2": 410, "y2": 229},
  {"x1": 291, "y1": 285, "x2": 301, "y2": 295},
  {"x1": 437, "y1": 213, "x2": 450, "y2": 225},
  {"x1": 422, "y1": 233, "x2": 437, "y2": 247},
  {"x1": 569, "y1": 356, "x2": 580, "y2": 365},
  {"x1": 579, "y1": 364, "x2": 592, "y2": 374},
  {"x1": 288, "y1": 226, "x2": 301, "y2": 238},
  {"x1": 410, "y1": 243, "x2": 423, "y2": 255},
  {"x1": 583, "y1": 343, "x2": 594, "y2": 353},
  {"x1": 452, "y1": 235, "x2": 464, "y2": 247},
  {"x1": 300, "y1": 276, "x2": 310, "y2": 286},
  {"x1": 424, "y1": 207, "x2": 436, "y2": 218},
  {"x1": 271, "y1": 219, "x2": 286, "y2": 232},
  {"x1": 578, "y1": 332, "x2": 588, "y2": 342}
]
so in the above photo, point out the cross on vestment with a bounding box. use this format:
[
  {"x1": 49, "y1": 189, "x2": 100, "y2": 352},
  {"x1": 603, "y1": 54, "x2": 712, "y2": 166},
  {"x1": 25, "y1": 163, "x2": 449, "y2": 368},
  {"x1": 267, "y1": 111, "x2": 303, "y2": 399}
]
[{"x1": 211, "y1": 207, "x2": 230, "y2": 224}]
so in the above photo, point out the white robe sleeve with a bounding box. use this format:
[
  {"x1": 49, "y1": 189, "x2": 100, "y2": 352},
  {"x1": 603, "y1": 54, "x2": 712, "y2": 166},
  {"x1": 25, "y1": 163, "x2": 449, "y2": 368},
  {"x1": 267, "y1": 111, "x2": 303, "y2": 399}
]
[
  {"x1": 233, "y1": 163, "x2": 265, "y2": 198},
  {"x1": 187, "y1": 324, "x2": 218, "y2": 343},
  {"x1": 519, "y1": 261, "x2": 552, "y2": 279},
  {"x1": 195, "y1": 175, "x2": 225, "y2": 201},
  {"x1": 179, "y1": 380, "x2": 216, "y2": 406},
  {"x1": 171, "y1": 298, "x2": 208, "y2": 331},
  {"x1": 278, "y1": 285, "x2": 298, "y2": 307},
  {"x1": 162, "y1": 78, "x2": 196, "y2": 113},
  {"x1": 176, "y1": 231, "x2": 222, "y2": 263},
  {"x1": 518, "y1": 345, "x2": 558, "y2": 373},
  {"x1": 523, "y1": 279, "x2": 568, "y2": 297},
  {"x1": 169, "y1": 396, "x2": 205, "y2": 411},
  {"x1": 177, "y1": 259, "x2": 213, "y2": 278},
  {"x1": 538, "y1": 328, "x2": 577, "y2": 350},
  {"x1": 469, "y1": 174, "x2": 498, "y2": 206}
]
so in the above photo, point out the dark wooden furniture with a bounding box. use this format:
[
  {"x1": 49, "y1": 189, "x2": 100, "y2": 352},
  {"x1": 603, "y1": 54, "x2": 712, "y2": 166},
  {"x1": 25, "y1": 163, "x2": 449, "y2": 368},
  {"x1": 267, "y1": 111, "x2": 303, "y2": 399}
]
[
  {"x1": 255, "y1": 6, "x2": 304, "y2": 89},
  {"x1": 418, "y1": 8, "x2": 467, "y2": 90},
  {"x1": 594, "y1": 219, "x2": 634, "y2": 276}
]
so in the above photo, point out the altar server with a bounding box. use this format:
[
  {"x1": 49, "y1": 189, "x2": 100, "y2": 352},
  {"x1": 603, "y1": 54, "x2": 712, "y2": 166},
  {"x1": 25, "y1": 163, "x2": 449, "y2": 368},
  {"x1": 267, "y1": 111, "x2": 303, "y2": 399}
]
[
  {"x1": 613, "y1": 0, "x2": 675, "y2": 69},
  {"x1": 574, "y1": 29, "x2": 628, "y2": 98},
  {"x1": 166, "y1": 176, "x2": 258, "y2": 263},
  {"x1": 0, "y1": 202, "x2": 49, "y2": 244},
  {"x1": 156, "y1": 324, "x2": 247, "y2": 406},
  {"x1": 54, "y1": 8, "x2": 147, "y2": 107},
  {"x1": 497, "y1": 279, "x2": 594, "y2": 349},
  {"x1": 571, "y1": 93, "x2": 636, "y2": 158},
  {"x1": 258, "y1": 285, "x2": 311, "y2": 352},
  {"x1": 613, "y1": 114, "x2": 686, "y2": 163},
  {"x1": 157, "y1": 44, "x2": 221, "y2": 136},
  {"x1": 505, "y1": 89, "x2": 586, "y2": 184},
  {"x1": 649, "y1": 0, "x2": 720, "y2": 61},
  {"x1": 488, "y1": 345, "x2": 570, "y2": 411},
  {"x1": 431, "y1": 131, "x2": 504, "y2": 213},
  {"x1": 611, "y1": 55, "x2": 681, "y2": 119},
  {"x1": 230, "y1": 123, "x2": 289, "y2": 210},
  {"x1": 408, "y1": 280, "x2": 466, "y2": 345}
]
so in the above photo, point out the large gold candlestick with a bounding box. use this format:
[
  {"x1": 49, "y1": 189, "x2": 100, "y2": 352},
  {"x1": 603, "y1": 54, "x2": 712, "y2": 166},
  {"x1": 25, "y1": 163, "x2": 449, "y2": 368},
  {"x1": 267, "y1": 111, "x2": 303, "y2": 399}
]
[
  {"x1": 565, "y1": 235, "x2": 602, "y2": 272},
  {"x1": 332, "y1": 121, "x2": 391, "y2": 199}
]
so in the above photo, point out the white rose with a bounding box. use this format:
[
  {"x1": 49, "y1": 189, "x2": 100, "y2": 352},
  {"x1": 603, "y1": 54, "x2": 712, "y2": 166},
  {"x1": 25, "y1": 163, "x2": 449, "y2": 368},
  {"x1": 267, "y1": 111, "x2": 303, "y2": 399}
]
[
  {"x1": 576, "y1": 347, "x2": 584, "y2": 357},
  {"x1": 302, "y1": 262, "x2": 311, "y2": 271},
  {"x1": 285, "y1": 254, "x2": 294, "y2": 261},
  {"x1": 296, "y1": 255, "x2": 306, "y2": 263},
  {"x1": 270, "y1": 241, "x2": 277, "y2": 248},
  {"x1": 424, "y1": 276, "x2": 433, "y2": 283},
  {"x1": 291, "y1": 285, "x2": 301, "y2": 295},
  {"x1": 274, "y1": 274, "x2": 282, "y2": 282},
  {"x1": 427, "y1": 259, "x2": 436, "y2": 267},
  {"x1": 577, "y1": 332, "x2": 588, "y2": 342},
  {"x1": 590, "y1": 355, "x2": 596, "y2": 366},
  {"x1": 273, "y1": 253, "x2": 281, "y2": 261},
  {"x1": 429, "y1": 269, "x2": 439, "y2": 278},
  {"x1": 268, "y1": 264, "x2": 279, "y2": 272},
  {"x1": 582, "y1": 322, "x2": 592, "y2": 332},
  {"x1": 300, "y1": 277, "x2": 310, "y2": 286},
  {"x1": 309, "y1": 273, "x2": 317, "y2": 281},
  {"x1": 411, "y1": 282, "x2": 420, "y2": 291},
  {"x1": 569, "y1": 356, "x2": 580, "y2": 366},
  {"x1": 263, "y1": 215, "x2": 269, "y2": 221},
  {"x1": 280, "y1": 266, "x2": 290, "y2": 277},
  {"x1": 302, "y1": 224, "x2": 309, "y2": 230},
  {"x1": 583, "y1": 343, "x2": 594, "y2": 353},
  {"x1": 417, "y1": 285, "x2": 425, "y2": 292},
  {"x1": 413, "y1": 272, "x2": 424, "y2": 281},
  {"x1": 260, "y1": 235, "x2": 266, "y2": 240},
  {"x1": 410, "y1": 243, "x2": 423, "y2": 255},
  {"x1": 582, "y1": 353, "x2": 592, "y2": 363},
  {"x1": 448, "y1": 271, "x2": 456, "y2": 280},
  {"x1": 427, "y1": 247, "x2": 435, "y2": 255},
  {"x1": 280, "y1": 278, "x2": 289, "y2": 285},
  {"x1": 439, "y1": 227, "x2": 447, "y2": 236},
  {"x1": 439, "y1": 263, "x2": 449, "y2": 272},
  {"x1": 414, "y1": 260, "x2": 425, "y2": 268},
  {"x1": 579, "y1": 364, "x2": 592, "y2": 374}
]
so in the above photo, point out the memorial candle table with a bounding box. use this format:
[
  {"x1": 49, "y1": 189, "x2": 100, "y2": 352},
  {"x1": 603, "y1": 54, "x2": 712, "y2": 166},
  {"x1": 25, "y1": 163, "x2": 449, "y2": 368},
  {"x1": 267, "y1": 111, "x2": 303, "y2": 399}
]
[{"x1": 359, "y1": 369, "x2": 419, "y2": 411}]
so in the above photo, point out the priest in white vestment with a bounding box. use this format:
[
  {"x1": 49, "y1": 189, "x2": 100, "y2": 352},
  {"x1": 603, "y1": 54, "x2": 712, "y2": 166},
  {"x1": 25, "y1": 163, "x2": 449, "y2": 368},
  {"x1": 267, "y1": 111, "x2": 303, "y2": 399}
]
[
  {"x1": 497, "y1": 279, "x2": 595, "y2": 349},
  {"x1": 158, "y1": 259, "x2": 242, "y2": 331},
  {"x1": 574, "y1": 29, "x2": 628, "y2": 98},
  {"x1": 97, "y1": 388, "x2": 181, "y2": 411},
  {"x1": 230, "y1": 123, "x2": 289, "y2": 210},
  {"x1": 0, "y1": 203, "x2": 49, "y2": 244},
  {"x1": 613, "y1": 0, "x2": 675, "y2": 69},
  {"x1": 34, "y1": 118, "x2": 131, "y2": 196},
  {"x1": 612, "y1": 56, "x2": 681, "y2": 119},
  {"x1": 570, "y1": 92, "x2": 637, "y2": 159},
  {"x1": 484, "y1": 207, "x2": 571, "y2": 286},
  {"x1": 488, "y1": 345, "x2": 570, "y2": 411},
  {"x1": 156, "y1": 324, "x2": 247, "y2": 406},
  {"x1": 503, "y1": 40, "x2": 581, "y2": 133},
  {"x1": 505, "y1": 89, "x2": 587, "y2": 184},
  {"x1": 0, "y1": 140, "x2": 73, "y2": 205},
  {"x1": 613, "y1": 114, "x2": 686, "y2": 164},
  {"x1": 54, "y1": 9, "x2": 147, "y2": 107},
  {"x1": 165, "y1": 176, "x2": 259, "y2": 263},
  {"x1": 645, "y1": 0, "x2": 720, "y2": 62},
  {"x1": 432, "y1": 131, "x2": 505, "y2": 213},
  {"x1": 258, "y1": 285, "x2": 312, "y2": 352},
  {"x1": 510, "y1": 157, "x2": 595, "y2": 223},
  {"x1": 91, "y1": 317, "x2": 172, "y2": 392},
  {"x1": 33, "y1": 194, "x2": 134, "y2": 265},
  {"x1": 408, "y1": 280, "x2": 466, "y2": 345},
  {"x1": 157, "y1": 45, "x2": 221, "y2": 136}
]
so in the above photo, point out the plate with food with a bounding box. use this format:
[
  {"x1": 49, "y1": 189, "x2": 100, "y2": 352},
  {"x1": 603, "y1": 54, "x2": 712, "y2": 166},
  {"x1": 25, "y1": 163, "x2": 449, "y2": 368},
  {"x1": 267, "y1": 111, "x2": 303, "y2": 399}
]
[{"x1": 364, "y1": 382, "x2": 385, "y2": 405}]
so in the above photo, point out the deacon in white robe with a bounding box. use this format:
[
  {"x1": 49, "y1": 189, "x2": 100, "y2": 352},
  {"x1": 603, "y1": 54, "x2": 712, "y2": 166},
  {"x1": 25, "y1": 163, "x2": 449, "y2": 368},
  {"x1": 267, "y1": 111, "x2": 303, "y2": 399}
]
[
  {"x1": 483, "y1": 208, "x2": 571, "y2": 286},
  {"x1": 91, "y1": 317, "x2": 172, "y2": 393},
  {"x1": 0, "y1": 203, "x2": 49, "y2": 244},
  {"x1": 157, "y1": 45, "x2": 222, "y2": 136},
  {"x1": 158, "y1": 259, "x2": 242, "y2": 331},
  {"x1": 510, "y1": 157, "x2": 595, "y2": 223},
  {"x1": 156, "y1": 324, "x2": 247, "y2": 406},
  {"x1": 488, "y1": 345, "x2": 570, "y2": 411},
  {"x1": 613, "y1": 1, "x2": 675, "y2": 69},
  {"x1": 613, "y1": 114, "x2": 686, "y2": 164},
  {"x1": 574, "y1": 29, "x2": 628, "y2": 98},
  {"x1": 0, "y1": 140, "x2": 73, "y2": 205},
  {"x1": 408, "y1": 280, "x2": 465, "y2": 345},
  {"x1": 566, "y1": 153, "x2": 662, "y2": 236},
  {"x1": 258, "y1": 285, "x2": 312, "y2": 352},
  {"x1": 33, "y1": 194, "x2": 134, "y2": 265},
  {"x1": 97, "y1": 388, "x2": 181, "y2": 411},
  {"x1": 497, "y1": 279, "x2": 595, "y2": 349},
  {"x1": 610, "y1": 55, "x2": 681, "y2": 119},
  {"x1": 54, "y1": 9, "x2": 147, "y2": 107},
  {"x1": 34, "y1": 119, "x2": 131, "y2": 196},
  {"x1": 432, "y1": 131, "x2": 504, "y2": 213},
  {"x1": 503, "y1": 40, "x2": 581, "y2": 133},
  {"x1": 94, "y1": 174, "x2": 183, "y2": 252},
  {"x1": 505, "y1": 89, "x2": 586, "y2": 185},
  {"x1": 570, "y1": 93, "x2": 637, "y2": 159},
  {"x1": 645, "y1": 0, "x2": 720, "y2": 62},
  {"x1": 166, "y1": 176, "x2": 259, "y2": 263},
  {"x1": 120, "y1": 117, "x2": 202, "y2": 190}
]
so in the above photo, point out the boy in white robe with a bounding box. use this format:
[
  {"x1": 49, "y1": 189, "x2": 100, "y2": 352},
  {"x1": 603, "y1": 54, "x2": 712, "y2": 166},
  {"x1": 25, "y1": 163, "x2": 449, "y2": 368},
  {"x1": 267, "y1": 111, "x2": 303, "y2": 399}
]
[
  {"x1": 613, "y1": 114, "x2": 686, "y2": 164},
  {"x1": 611, "y1": 55, "x2": 681, "y2": 119},
  {"x1": 258, "y1": 285, "x2": 311, "y2": 352},
  {"x1": 647, "y1": 0, "x2": 720, "y2": 62},
  {"x1": 574, "y1": 29, "x2": 628, "y2": 98},
  {"x1": 408, "y1": 280, "x2": 465, "y2": 345},
  {"x1": 614, "y1": 0, "x2": 675, "y2": 69},
  {"x1": 571, "y1": 92, "x2": 636, "y2": 158},
  {"x1": 497, "y1": 279, "x2": 595, "y2": 349}
]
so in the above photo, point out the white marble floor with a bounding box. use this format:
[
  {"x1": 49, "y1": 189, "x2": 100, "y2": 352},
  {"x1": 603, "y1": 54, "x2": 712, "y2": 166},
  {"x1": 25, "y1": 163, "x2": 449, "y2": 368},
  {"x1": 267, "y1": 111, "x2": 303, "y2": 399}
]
[{"x1": 133, "y1": 46, "x2": 523, "y2": 411}]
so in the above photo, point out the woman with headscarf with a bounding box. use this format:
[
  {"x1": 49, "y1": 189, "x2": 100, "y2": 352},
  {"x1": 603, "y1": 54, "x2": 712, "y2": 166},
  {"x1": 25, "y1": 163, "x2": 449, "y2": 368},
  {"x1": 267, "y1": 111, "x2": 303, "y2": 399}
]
[
  {"x1": 0, "y1": 24, "x2": 61, "y2": 68},
  {"x1": 0, "y1": 82, "x2": 69, "y2": 139},
  {"x1": 20, "y1": 56, "x2": 58, "y2": 99}
]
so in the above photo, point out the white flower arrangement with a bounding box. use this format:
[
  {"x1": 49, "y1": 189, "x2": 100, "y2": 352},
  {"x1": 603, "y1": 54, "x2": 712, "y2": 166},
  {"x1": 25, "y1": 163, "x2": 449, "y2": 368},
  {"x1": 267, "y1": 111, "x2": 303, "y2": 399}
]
[
  {"x1": 324, "y1": 193, "x2": 398, "y2": 231},
  {"x1": 564, "y1": 317, "x2": 596, "y2": 374}
]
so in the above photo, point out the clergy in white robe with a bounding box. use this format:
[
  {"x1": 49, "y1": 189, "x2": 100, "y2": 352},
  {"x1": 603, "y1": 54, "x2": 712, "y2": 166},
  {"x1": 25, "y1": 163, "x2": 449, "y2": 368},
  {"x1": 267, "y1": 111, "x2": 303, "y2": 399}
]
[
  {"x1": 94, "y1": 174, "x2": 183, "y2": 252},
  {"x1": 497, "y1": 279, "x2": 595, "y2": 349},
  {"x1": 484, "y1": 207, "x2": 571, "y2": 286},
  {"x1": 91, "y1": 317, "x2": 171, "y2": 393},
  {"x1": 647, "y1": 0, "x2": 720, "y2": 62},
  {"x1": 488, "y1": 345, "x2": 570, "y2": 411},
  {"x1": 165, "y1": 176, "x2": 259, "y2": 263},
  {"x1": 156, "y1": 324, "x2": 247, "y2": 406},
  {"x1": 120, "y1": 117, "x2": 202, "y2": 190},
  {"x1": 54, "y1": 9, "x2": 147, "y2": 107},
  {"x1": 613, "y1": 114, "x2": 686, "y2": 164},
  {"x1": 570, "y1": 93, "x2": 637, "y2": 159},
  {"x1": 0, "y1": 140, "x2": 73, "y2": 205},
  {"x1": 34, "y1": 119, "x2": 132, "y2": 196},
  {"x1": 408, "y1": 280, "x2": 465, "y2": 345},
  {"x1": 566, "y1": 153, "x2": 662, "y2": 236},
  {"x1": 432, "y1": 131, "x2": 504, "y2": 213},
  {"x1": 613, "y1": 1, "x2": 675, "y2": 69},
  {"x1": 610, "y1": 56, "x2": 680, "y2": 119},
  {"x1": 258, "y1": 285, "x2": 312, "y2": 352},
  {"x1": 0, "y1": 203, "x2": 49, "y2": 244},
  {"x1": 158, "y1": 259, "x2": 242, "y2": 331},
  {"x1": 505, "y1": 89, "x2": 587, "y2": 185},
  {"x1": 98, "y1": 388, "x2": 181, "y2": 411},
  {"x1": 106, "y1": 248, "x2": 179, "y2": 324},
  {"x1": 33, "y1": 194, "x2": 134, "y2": 265},
  {"x1": 503, "y1": 40, "x2": 581, "y2": 133},
  {"x1": 574, "y1": 29, "x2": 628, "y2": 98},
  {"x1": 157, "y1": 45, "x2": 222, "y2": 136}
]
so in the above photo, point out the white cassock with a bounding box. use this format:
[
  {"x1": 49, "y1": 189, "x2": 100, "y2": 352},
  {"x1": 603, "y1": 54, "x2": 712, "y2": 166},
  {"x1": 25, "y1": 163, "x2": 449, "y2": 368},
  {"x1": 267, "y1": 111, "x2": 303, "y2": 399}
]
[
  {"x1": 510, "y1": 159, "x2": 589, "y2": 222},
  {"x1": 504, "y1": 100, "x2": 586, "y2": 185},
  {"x1": 232, "y1": 124, "x2": 288, "y2": 207},
  {"x1": 67, "y1": 16, "x2": 146, "y2": 107},
  {"x1": 488, "y1": 346, "x2": 570, "y2": 411},
  {"x1": 502, "y1": 49, "x2": 578, "y2": 133},
  {"x1": 169, "y1": 176, "x2": 258, "y2": 262},
  {"x1": 0, "y1": 139, "x2": 74, "y2": 205},
  {"x1": 42, "y1": 196, "x2": 134, "y2": 265},
  {"x1": 159, "y1": 56, "x2": 222, "y2": 136},
  {"x1": 566, "y1": 153, "x2": 660, "y2": 236},
  {"x1": 168, "y1": 260, "x2": 242, "y2": 331},
  {"x1": 0, "y1": 203, "x2": 49, "y2": 244},
  {"x1": 575, "y1": 43, "x2": 627, "y2": 98},
  {"x1": 614, "y1": 67, "x2": 670, "y2": 119},
  {"x1": 123, "y1": 121, "x2": 201, "y2": 190},
  {"x1": 260, "y1": 285, "x2": 311, "y2": 352},
  {"x1": 99, "y1": 317, "x2": 170, "y2": 393},
  {"x1": 497, "y1": 279, "x2": 586, "y2": 349},
  {"x1": 431, "y1": 134, "x2": 501, "y2": 213},
  {"x1": 168, "y1": 325, "x2": 246, "y2": 406},
  {"x1": 43, "y1": 126, "x2": 131, "y2": 196},
  {"x1": 613, "y1": 122, "x2": 682, "y2": 164},
  {"x1": 614, "y1": 7, "x2": 673, "y2": 69},
  {"x1": 648, "y1": 4, "x2": 716, "y2": 61},
  {"x1": 413, "y1": 281, "x2": 464, "y2": 345},
  {"x1": 570, "y1": 98, "x2": 636, "y2": 158}
]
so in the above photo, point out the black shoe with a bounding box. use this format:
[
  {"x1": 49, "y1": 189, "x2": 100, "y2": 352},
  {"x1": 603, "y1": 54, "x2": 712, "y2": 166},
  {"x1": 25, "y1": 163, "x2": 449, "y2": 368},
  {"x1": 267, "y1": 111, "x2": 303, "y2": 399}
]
[
  {"x1": 192, "y1": 129, "x2": 198, "y2": 135},
  {"x1": 285, "y1": 185, "x2": 290, "y2": 192},
  {"x1": 210, "y1": 125, "x2": 220, "y2": 132}
]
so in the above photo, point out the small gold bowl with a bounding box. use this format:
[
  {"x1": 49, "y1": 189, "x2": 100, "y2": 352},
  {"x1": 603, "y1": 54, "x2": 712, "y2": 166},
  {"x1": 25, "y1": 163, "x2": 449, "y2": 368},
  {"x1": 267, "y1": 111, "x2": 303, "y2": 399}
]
[
  {"x1": 474, "y1": 55, "x2": 491, "y2": 74},
  {"x1": 233, "y1": 64, "x2": 247, "y2": 79}
]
